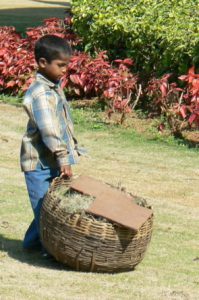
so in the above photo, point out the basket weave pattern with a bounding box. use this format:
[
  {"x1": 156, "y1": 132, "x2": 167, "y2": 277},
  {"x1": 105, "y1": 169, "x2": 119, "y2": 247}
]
[{"x1": 40, "y1": 177, "x2": 153, "y2": 273}]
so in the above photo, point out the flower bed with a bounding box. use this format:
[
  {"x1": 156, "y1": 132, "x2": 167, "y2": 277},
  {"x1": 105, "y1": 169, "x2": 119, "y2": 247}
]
[{"x1": 0, "y1": 16, "x2": 198, "y2": 131}]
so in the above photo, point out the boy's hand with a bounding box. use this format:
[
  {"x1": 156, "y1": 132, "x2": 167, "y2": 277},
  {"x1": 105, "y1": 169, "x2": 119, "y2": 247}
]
[{"x1": 60, "y1": 165, "x2": 72, "y2": 178}]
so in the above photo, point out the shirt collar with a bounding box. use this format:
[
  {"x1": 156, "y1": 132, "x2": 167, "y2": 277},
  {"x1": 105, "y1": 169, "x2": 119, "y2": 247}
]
[{"x1": 36, "y1": 72, "x2": 60, "y2": 89}]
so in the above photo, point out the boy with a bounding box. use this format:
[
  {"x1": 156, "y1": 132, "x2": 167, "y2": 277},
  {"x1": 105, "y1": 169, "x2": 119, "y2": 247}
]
[{"x1": 20, "y1": 35, "x2": 80, "y2": 255}]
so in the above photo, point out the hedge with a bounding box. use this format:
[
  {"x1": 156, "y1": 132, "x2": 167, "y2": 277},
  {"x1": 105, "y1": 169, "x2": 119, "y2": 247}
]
[{"x1": 72, "y1": 0, "x2": 199, "y2": 76}]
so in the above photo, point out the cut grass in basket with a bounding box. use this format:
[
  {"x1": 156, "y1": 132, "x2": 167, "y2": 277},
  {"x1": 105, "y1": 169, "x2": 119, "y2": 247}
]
[
  {"x1": 54, "y1": 186, "x2": 95, "y2": 214},
  {"x1": 54, "y1": 183, "x2": 152, "y2": 217}
]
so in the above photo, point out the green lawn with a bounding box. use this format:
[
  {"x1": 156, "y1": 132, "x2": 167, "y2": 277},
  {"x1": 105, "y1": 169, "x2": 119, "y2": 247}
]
[
  {"x1": 0, "y1": 2, "x2": 199, "y2": 299},
  {"x1": 0, "y1": 0, "x2": 70, "y2": 32},
  {"x1": 0, "y1": 103, "x2": 199, "y2": 300}
]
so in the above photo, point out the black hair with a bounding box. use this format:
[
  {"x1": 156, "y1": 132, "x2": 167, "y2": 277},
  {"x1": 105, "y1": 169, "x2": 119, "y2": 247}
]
[{"x1": 34, "y1": 35, "x2": 72, "y2": 63}]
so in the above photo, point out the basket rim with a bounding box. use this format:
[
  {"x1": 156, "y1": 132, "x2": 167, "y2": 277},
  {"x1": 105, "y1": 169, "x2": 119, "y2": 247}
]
[{"x1": 46, "y1": 175, "x2": 153, "y2": 229}]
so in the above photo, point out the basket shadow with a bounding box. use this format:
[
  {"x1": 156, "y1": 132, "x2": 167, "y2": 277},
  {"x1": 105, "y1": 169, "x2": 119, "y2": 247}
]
[
  {"x1": 0, "y1": 234, "x2": 138, "y2": 274},
  {"x1": 0, "y1": 233, "x2": 70, "y2": 271}
]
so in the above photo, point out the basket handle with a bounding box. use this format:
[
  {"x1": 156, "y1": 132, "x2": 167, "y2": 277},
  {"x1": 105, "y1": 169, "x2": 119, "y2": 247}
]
[{"x1": 49, "y1": 174, "x2": 80, "y2": 193}]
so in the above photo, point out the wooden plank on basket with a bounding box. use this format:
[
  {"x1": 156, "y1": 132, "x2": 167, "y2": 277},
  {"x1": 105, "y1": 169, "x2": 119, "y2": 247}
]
[{"x1": 70, "y1": 175, "x2": 152, "y2": 232}]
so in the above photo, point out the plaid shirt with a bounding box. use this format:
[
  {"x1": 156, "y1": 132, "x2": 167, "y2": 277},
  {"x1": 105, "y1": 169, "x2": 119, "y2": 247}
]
[{"x1": 20, "y1": 73, "x2": 79, "y2": 172}]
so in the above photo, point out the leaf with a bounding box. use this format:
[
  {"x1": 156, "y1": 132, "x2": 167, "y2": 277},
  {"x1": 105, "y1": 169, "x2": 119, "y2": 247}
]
[
  {"x1": 158, "y1": 123, "x2": 165, "y2": 132},
  {"x1": 188, "y1": 66, "x2": 195, "y2": 76},
  {"x1": 0, "y1": 48, "x2": 7, "y2": 56},
  {"x1": 114, "y1": 59, "x2": 123, "y2": 64},
  {"x1": 123, "y1": 58, "x2": 133, "y2": 66},
  {"x1": 160, "y1": 82, "x2": 167, "y2": 97},
  {"x1": 178, "y1": 75, "x2": 187, "y2": 81},
  {"x1": 103, "y1": 89, "x2": 115, "y2": 98},
  {"x1": 188, "y1": 113, "x2": 197, "y2": 125},
  {"x1": 74, "y1": 88, "x2": 81, "y2": 96},
  {"x1": 69, "y1": 74, "x2": 82, "y2": 86},
  {"x1": 6, "y1": 80, "x2": 15, "y2": 88},
  {"x1": 121, "y1": 99, "x2": 129, "y2": 107},
  {"x1": 179, "y1": 105, "x2": 187, "y2": 119},
  {"x1": 61, "y1": 77, "x2": 68, "y2": 89}
]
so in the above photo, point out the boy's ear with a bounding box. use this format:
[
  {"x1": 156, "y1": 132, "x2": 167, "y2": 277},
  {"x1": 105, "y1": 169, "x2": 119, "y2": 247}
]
[{"x1": 38, "y1": 58, "x2": 48, "y2": 68}]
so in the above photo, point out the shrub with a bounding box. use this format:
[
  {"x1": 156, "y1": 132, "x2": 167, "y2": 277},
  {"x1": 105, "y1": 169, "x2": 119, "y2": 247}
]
[
  {"x1": 0, "y1": 27, "x2": 34, "y2": 94},
  {"x1": 179, "y1": 67, "x2": 199, "y2": 127},
  {"x1": 62, "y1": 51, "x2": 140, "y2": 119},
  {"x1": 146, "y1": 68, "x2": 199, "y2": 134},
  {"x1": 0, "y1": 16, "x2": 198, "y2": 131},
  {"x1": 0, "y1": 19, "x2": 139, "y2": 118},
  {"x1": 146, "y1": 74, "x2": 184, "y2": 135},
  {"x1": 72, "y1": 0, "x2": 199, "y2": 75},
  {"x1": 0, "y1": 18, "x2": 80, "y2": 95}
]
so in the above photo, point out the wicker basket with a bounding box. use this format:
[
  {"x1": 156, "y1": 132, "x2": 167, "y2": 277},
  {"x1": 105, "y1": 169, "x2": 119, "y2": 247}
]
[{"x1": 40, "y1": 176, "x2": 153, "y2": 273}]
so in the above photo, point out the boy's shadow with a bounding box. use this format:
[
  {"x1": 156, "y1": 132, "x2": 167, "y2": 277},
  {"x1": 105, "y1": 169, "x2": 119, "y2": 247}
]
[{"x1": 0, "y1": 234, "x2": 70, "y2": 271}]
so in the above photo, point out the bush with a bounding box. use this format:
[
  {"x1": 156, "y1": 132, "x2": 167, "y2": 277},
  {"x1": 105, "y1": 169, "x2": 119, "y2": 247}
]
[
  {"x1": 63, "y1": 52, "x2": 140, "y2": 119},
  {"x1": 0, "y1": 16, "x2": 198, "y2": 131},
  {"x1": 0, "y1": 19, "x2": 139, "y2": 118},
  {"x1": 0, "y1": 18, "x2": 80, "y2": 94},
  {"x1": 72, "y1": 0, "x2": 199, "y2": 75},
  {"x1": 146, "y1": 68, "x2": 199, "y2": 134}
]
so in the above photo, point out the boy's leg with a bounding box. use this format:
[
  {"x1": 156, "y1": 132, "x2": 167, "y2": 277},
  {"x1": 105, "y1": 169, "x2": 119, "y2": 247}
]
[
  {"x1": 23, "y1": 166, "x2": 60, "y2": 250},
  {"x1": 23, "y1": 219, "x2": 41, "y2": 249}
]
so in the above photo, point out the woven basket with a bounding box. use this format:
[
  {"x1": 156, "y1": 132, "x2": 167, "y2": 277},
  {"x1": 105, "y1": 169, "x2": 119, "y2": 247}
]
[{"x1": 40, "y1": 176, "x2": 153, "y2": 273}]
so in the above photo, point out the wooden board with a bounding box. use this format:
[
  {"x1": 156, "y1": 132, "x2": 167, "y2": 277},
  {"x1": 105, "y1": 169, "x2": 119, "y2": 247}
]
[{"x1": 70, "y1": 175, "x2": 153, "y2": 232}]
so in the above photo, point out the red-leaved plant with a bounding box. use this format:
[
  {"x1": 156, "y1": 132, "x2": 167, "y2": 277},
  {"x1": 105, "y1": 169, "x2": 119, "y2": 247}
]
[
  {"x1": 147, "y1": 68, "x2": 199, "y2": 133},
  {"x1": 26, "y1": 17, "x2": 81, "y2": 47},
  {"x1": 0, "y1": 19, "x2": 139, "y2": 121},
  {"x1": 0, "y1": 18, "x2": 199, "y2": 131},
  {"x1": 62, "y1": 52, "x2": 141, "y2": 122},
  {"x1": 178, "y1": 67, "x2": 199, "y2": 127},
  {"x1": 147, "y1": 74, "x2": 185, "y2": 135},
  {"x1": 0, "y1": 26, "x2": 35, "y2": 93},
  {"x1": 0, "y1": 18, "x2": 81, "y2": 94}
]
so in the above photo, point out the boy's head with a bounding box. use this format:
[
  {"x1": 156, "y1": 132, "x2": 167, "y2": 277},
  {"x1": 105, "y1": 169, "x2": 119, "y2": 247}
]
[{"x1": 34, "y1": 35, "x2": 72, "y2": 82}]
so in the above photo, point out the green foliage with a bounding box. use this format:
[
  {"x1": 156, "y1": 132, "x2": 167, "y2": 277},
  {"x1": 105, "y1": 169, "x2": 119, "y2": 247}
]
[{"x1": 72, "y1": 0, "x2": 199, "y2": 75}]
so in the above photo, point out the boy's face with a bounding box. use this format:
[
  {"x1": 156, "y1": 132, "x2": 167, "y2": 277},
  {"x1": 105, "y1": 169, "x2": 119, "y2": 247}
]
[{"x1": 38, "y1": 54, "x2": 70, "y2": 83}]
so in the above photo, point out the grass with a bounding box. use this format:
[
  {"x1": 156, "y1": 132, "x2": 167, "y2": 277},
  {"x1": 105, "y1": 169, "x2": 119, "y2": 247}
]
[
  {"x1": 0, "y1": 0, "x2": 70, "y2": 33},
  {"x1": 0, "y1": 102, "x2": 199, "y2": 300},
  {"x1": 0, "y1": 2, "x2": 199, "y2": 298},
  {"x1": 1, "y1": 3, "x2": 199, "y2": 298},
  {"x1": 54, "y1": 187, "x2": 95, "y2": 214}
]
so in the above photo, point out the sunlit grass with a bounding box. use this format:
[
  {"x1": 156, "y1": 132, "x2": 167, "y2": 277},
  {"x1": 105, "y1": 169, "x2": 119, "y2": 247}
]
[
  {"x1": 0, "y1": 0, "x2": 70, "y2": 32},
  {"x1": 0, "y1": 102, "x2": 199, "y2": 300}
]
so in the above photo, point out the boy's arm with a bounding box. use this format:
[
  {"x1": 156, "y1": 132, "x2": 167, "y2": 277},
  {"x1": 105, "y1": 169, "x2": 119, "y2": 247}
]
[{"x1": 25, "y1": 90, "x2": 73, "y2": 172}]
